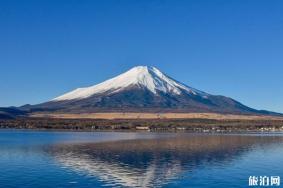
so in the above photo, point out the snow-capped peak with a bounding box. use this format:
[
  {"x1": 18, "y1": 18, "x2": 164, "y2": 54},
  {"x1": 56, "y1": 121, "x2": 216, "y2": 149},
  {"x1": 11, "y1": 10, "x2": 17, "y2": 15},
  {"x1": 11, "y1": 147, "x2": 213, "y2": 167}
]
[{"x1": 52, "y1": 66, "x2": 208, "y2": 101}]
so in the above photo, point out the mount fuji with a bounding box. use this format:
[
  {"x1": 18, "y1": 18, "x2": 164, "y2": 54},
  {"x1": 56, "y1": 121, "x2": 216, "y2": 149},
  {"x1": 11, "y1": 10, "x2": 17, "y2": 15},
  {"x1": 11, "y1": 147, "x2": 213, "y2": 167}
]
[
  {"x1": 24, "y1": 66, "x2": 275, "y2": 115},
  {"x1": 52, "y1": 66, "x2": 208, "y2": 101}
]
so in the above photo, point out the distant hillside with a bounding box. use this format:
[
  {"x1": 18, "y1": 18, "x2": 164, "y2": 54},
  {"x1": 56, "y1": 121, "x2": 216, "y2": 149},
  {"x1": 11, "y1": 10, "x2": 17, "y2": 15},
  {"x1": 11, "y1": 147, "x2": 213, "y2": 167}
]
[{"x1": 0, "y1": 107, "x2": 27, "y2": 119}]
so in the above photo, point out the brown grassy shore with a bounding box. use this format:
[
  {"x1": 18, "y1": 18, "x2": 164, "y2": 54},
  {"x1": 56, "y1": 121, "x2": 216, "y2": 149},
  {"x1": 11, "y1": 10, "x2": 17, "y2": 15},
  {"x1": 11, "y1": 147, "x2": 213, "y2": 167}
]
[{"x1": 30, "y1": 112, "x2": 283, "y2": 120}]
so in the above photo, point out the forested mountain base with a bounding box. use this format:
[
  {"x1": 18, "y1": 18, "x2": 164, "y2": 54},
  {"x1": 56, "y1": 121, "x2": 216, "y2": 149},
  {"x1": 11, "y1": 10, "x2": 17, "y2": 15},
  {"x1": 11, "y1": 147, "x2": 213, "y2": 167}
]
[{"x1": 1, "y1": 118, "x2": 283, "y2": 132}]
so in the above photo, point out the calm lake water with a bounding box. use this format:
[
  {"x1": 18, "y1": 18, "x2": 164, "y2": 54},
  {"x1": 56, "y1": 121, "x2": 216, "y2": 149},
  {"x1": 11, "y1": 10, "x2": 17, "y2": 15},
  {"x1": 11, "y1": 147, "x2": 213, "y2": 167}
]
[{"x1": 0, "y1": 130, "x2": 283, "y2": 188}]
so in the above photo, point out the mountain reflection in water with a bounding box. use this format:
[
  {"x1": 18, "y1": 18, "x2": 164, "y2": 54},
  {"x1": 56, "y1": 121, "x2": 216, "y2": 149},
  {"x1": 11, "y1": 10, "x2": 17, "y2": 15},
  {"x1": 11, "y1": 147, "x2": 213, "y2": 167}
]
[{"x1": 46, "y1": 134, "x2": 283, "y2": 188}]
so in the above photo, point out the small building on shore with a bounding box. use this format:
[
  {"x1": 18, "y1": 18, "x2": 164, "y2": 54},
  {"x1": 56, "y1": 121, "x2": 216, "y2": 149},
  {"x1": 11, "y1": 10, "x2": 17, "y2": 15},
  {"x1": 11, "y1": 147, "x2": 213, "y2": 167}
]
[{"x1": 135, "y1": 126, "x2": 150, "y2": 131}]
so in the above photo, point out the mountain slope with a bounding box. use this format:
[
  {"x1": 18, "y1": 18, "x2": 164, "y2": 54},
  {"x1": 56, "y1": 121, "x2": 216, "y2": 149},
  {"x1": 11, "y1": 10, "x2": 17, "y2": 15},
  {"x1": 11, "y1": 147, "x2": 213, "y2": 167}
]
[{"x1": 24, "y1": 66, "x2": 277, "y2": 115}]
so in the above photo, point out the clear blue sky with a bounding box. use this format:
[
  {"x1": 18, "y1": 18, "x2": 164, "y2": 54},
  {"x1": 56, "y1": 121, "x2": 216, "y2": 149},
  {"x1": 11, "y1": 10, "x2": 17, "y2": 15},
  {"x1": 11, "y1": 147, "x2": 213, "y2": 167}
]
[{"x1": 0, "y1": 0, "x2": 282, "y2": 112}]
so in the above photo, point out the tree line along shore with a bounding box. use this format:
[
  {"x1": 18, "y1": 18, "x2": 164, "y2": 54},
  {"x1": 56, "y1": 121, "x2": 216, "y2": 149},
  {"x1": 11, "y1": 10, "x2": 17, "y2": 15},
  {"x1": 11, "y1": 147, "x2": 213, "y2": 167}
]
[{"x1": 1, "y1": 117, "x2": 283, "y2": 132}]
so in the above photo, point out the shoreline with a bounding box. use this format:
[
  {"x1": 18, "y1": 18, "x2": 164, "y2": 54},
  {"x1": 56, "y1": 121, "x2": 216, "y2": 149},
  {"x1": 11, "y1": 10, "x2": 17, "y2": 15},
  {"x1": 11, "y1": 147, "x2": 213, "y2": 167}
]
[
  {"x1": 1, "y1": 117, "x2": 283, "y2": 132},
  {"x1": 1, "y1": 128, "x2": 283, "y2": 135}
]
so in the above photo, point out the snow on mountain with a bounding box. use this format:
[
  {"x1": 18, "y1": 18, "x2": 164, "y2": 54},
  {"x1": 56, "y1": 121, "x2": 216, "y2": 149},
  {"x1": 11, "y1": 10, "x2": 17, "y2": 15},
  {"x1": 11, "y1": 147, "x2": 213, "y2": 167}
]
[{"x1": 52, "y1": 66, "x2": 209, "y2": 101}]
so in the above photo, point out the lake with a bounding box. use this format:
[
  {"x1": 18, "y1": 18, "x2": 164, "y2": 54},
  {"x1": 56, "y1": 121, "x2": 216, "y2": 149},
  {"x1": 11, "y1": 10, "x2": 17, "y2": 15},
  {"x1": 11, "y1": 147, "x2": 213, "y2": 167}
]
[{"x1": 0, "y1": 130, "x2": 283, "y2": 188}]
